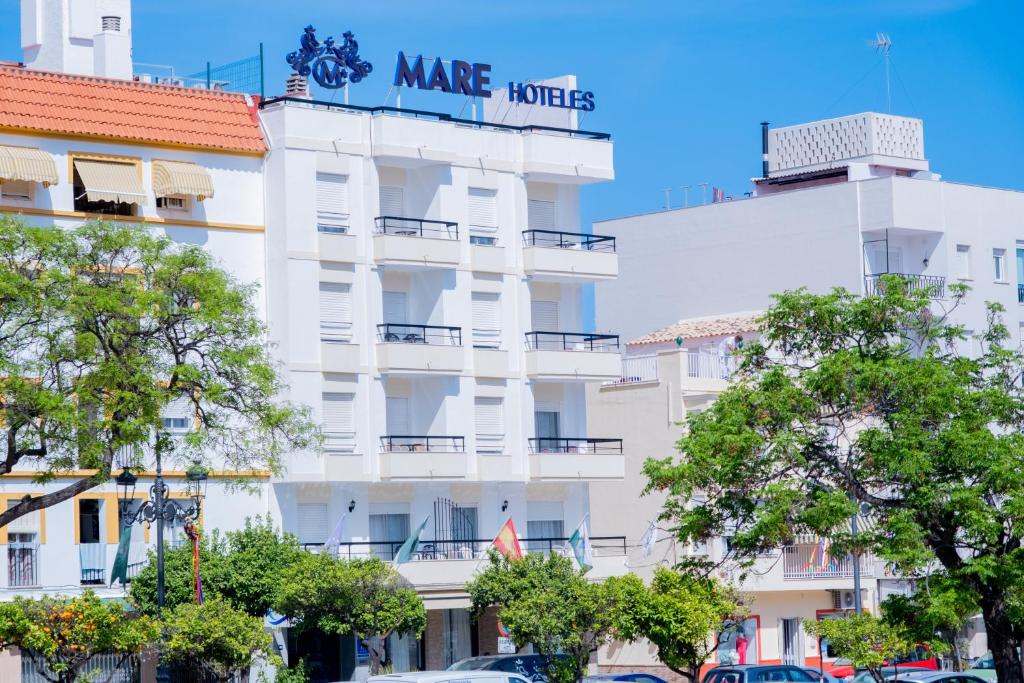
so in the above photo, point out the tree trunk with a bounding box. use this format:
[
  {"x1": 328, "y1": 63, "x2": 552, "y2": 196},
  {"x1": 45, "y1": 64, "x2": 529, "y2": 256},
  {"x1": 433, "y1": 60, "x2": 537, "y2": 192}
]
[{"x1": 980, "y1": 596, "x2": 1023, "y2": 683}]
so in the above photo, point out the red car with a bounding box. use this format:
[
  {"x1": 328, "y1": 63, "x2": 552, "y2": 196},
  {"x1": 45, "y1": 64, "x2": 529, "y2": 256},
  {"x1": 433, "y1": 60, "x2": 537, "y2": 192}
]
[{"x1": 829, "y1": 647, "x2": 938, "y2": 680}]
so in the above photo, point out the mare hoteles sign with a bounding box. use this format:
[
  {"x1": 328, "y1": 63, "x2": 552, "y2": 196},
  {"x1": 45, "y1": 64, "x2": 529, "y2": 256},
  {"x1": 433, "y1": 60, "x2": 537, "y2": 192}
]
[{"x1": 393, "y1": 51, "x2": 596, "y2": 112}]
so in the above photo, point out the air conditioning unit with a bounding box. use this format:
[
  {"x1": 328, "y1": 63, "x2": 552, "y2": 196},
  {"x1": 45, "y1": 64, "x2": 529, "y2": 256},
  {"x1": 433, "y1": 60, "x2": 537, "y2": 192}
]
[{"x1": 830, "y1": 589, "x2": 857, "y2": 610}]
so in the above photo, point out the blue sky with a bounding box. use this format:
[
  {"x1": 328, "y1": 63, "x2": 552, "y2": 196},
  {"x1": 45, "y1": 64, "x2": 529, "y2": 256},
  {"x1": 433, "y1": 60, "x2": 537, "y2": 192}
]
[{"x1": 1, "y1": 0, "x2": 1020, "y2": 227}]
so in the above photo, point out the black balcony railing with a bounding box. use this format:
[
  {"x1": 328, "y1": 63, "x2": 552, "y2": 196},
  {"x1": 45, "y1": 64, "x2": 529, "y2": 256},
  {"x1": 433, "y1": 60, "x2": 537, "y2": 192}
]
[
  {"x1": 380, "y1": 435, "x2": 466, "y2": 453},
  {"x1": 302, "y1": 535, "x2": 627, "y2": 561},
  {"x1": 864, "y1": 273, "x2": 945, "y2": 297},
  {"x1": 522, "y1": 230, "x2": 616, "y2": 252},
  {"x1": 374, "y1": 216, "x2": 459, "y2": 240},
  {"x1": 377, "y1": 323, "x2": 462, "y2": 346},
  {"x1": 529, "y1": 438, "x2": 624, "y2": 454},
  {"x1": 525, "y1": 331, "x2": 620, "y2": 352},
  {"x1": 8, "y1": 543, "x2": 39, "y2": 587}
]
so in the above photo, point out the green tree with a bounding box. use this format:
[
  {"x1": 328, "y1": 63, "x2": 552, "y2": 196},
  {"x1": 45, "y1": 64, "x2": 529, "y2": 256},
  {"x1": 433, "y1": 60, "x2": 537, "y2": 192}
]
[
  {"x1": 0, "y1": 217, "x2": 316, "y2": 528},
  {"x1": 276, "y1": 554, "x2": 426, "y2": 675},
  {"x1": 161, "y1": 597, "x2": 275, "y2": 683},
  {"x1": 466, "y1": 551, "x2": 635, "y2": 683},
  {"x1": 0, "y1": 590, "x2": 158, "y2": 683},
  {"x1": 644, "y1": 281, "x2": 1024, "y2": 683},
  {"x1": 130, "y1": 516, "x2": 303, "y2": 617},
  {"x1": 804, "y1": 613, "x2": 918, "y2": 683},
  {"x1": 882, "y1": 574, "x2": 978, "y2": 671},
  {"x1": 615, "y1": 568, "x2": 745, "y2": 683}
]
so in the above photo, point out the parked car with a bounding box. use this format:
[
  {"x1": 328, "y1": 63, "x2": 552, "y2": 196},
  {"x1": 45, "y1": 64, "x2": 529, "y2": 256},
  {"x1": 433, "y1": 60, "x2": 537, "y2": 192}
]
[
  {"x1": 448, "y1": 655, "x2": 574, "y2": 682},
  {"x1": 371, "y1": 672, "x2": 532, "y2": 683},
  {"x1": 585, "y1": 674, "x2": 670, "y2": 683},
  {"x1": 965, "y1": 652, "x2": 999, "y2": 683},
  {"x1": 881, "y1": 672, "x2": 989, "y2": 683},
  {"x1": 850, "y1": 667, "x2": 932, "y2": 683},
  {"x1": 703, "y1": 664, "x2": 818, "y2": 683},
  {"x1": 801, "y1": 667, "x2": 843, "y2": 683},
  {"x1": 831, "y1": 647, "x2": 939, "y2": 680}
]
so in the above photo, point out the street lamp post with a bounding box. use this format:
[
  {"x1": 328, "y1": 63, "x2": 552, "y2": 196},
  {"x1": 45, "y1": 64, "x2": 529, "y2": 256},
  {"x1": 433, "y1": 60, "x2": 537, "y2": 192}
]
[{"x1": 116, "y1": 432, "x2": 208, "y2": 683}]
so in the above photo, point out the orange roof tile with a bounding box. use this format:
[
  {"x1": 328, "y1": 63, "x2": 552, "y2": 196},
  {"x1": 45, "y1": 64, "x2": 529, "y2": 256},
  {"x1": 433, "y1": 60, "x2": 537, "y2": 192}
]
[{"x1": 0, "y1": 66, "x2": 266, "y2": 155}]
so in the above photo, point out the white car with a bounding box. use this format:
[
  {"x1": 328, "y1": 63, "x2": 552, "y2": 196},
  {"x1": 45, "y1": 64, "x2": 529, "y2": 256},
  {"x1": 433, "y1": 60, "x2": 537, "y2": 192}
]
[{"x1": 371, "y1": 672, "x2": 534, "y2": 683}]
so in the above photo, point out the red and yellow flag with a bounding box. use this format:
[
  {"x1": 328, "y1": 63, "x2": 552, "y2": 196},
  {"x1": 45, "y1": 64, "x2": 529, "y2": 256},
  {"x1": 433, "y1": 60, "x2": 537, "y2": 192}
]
[{"x1": 492, "y1": 517, "x2": 523, "y2": 559}]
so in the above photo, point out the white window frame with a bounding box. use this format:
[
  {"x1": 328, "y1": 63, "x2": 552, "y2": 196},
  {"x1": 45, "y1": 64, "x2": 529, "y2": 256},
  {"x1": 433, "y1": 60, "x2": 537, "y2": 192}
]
[
  {"x1": 319, "y1": 282, "x2": 353, "y2": 342},
  {"x1": 471, "y1": 292, "x2": 501, "y2": 349},
  {"x1": 316, "y1": 173, "x2": 350, "y2": 234},
  {"x1": 468, "y1": 187, "x2": 498, "y2": 246},
  {"x1": 475, "y1": 397, "x2": 504, "y2": 454},
  {"x1": 955, "y1": 244, "x2": 971, "y2": 280},
  {"x1": 322, "y1": 392, "x2": 356, "y2": 453},
  {"x1": 156, "y1": 194, "x2": 189, "y2": 212},
  {"x1": 993, "y1": 248, "x2": 1007, "y2": 283}
]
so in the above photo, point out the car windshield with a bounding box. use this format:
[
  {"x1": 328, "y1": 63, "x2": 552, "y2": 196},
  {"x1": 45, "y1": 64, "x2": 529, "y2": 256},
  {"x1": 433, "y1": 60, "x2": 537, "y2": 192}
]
[{"x1": 449, "y1": 658, "x2": 499, "y2": 671}]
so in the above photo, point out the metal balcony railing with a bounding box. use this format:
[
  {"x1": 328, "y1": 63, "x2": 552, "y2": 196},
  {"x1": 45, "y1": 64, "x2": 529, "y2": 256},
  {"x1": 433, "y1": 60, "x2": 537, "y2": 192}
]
[
  {"x1": 864, "y1": 273, "x2": 945, "y2": 297},
  {"x1": 605, "y1": 354, "x2": 658, "y2": 385},
  {"x1": 302, "y1": 535, "x2": 627, "y2": 561},
  {"x1": 377, "y1": 324, "x2": 462, "y2": 346},
  {"x1": 529, "y1": 438, "x2": 623, "y2": 454},
  {"x1": 782, "y1": 544, "x2": 875, "y2": 579},
  {"x1": 525, "y1": 331, "x2": 620, "y2": 352},
  {"x1": 374, "y1": 216, "x2": 459, "y2": 240},
  {"x1": 380, "y1": 435, "x2": 466, "y2": 453},
  {"x1": 522, "y1": 230, "x2": 616, "y2": 252},
  {"x1": 8, "y1": 542, "x2": 39, "y2": 587}
]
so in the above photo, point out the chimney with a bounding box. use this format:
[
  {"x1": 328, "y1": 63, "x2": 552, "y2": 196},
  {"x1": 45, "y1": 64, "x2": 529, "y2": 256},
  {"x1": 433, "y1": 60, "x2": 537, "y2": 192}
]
[
  {"x1": 21, "y1": 0, "x2": 134, "y2": 79},
  {"x1": 760, "y1": 121, "x2": 770, "y2": 178},
  {"x1": 285, "y1": 73, "x2": 311, "y2": 98}
]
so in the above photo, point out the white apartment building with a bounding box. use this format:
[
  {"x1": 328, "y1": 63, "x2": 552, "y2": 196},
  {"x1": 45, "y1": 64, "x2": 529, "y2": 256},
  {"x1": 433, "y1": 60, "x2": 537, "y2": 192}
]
[{"x1": 258, "y1": 88, "x2": 627, "y2": 674}]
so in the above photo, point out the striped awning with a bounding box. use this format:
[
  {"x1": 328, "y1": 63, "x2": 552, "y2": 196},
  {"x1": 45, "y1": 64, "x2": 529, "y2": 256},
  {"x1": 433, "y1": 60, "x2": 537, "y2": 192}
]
[
  {"x1": 0, "y1": 145, "x2": 58, "y2": 186},
  {"x1": 73, "y1": 159, "x2": 147, "y2": 205},
  {"x1": 152, "y1": 160, "x2": 214, "y2": 200}
]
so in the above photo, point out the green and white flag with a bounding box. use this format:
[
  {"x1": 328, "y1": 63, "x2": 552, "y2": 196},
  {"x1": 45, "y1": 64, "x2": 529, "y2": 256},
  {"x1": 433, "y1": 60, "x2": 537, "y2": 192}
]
[
  {"x1": 568, "y1": 516, "x2": 593, "y2": 573},
  {"x1": 110, "y1": 523, "x2": 132, "y2": 586},
  {"x1": 394, "y1": 516, "x2": 429, "y2": 565}
]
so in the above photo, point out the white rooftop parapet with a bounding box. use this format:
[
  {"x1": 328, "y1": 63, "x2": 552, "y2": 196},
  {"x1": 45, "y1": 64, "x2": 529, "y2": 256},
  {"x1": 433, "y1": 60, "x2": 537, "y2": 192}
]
[{"x1": 767, "y1": 112, "x2": 928, "y2": 178}]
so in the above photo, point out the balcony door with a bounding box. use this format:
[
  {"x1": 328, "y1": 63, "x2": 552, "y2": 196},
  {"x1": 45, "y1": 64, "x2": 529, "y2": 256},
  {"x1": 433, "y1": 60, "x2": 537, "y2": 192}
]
[
  {"x1": 780, "y1": 617, "x2": 803, "y2": 665},
  {"x1": 527, "y1": 199, "x2": 556, "y2": 231},
  {"x1": 379, "y1": 186, "x2": 405, "y2": 217},
  {"x1": 864, "y1": 240, "x2": 902, "y2": 276},
  {"x1": 534, "y1": 403, "x2": 560, "y2": 452},
  {"x1": 386, "y1": 397, "x2": 410, "y2": 437},
  {"x1": 369, "y1": 512, "x2": 410, "y2": 561}
]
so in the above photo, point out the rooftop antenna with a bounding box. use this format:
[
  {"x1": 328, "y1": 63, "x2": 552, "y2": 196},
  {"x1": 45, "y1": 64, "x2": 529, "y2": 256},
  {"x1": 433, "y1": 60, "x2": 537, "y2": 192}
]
[{"x1": 870, "y1": 32, "x2": 893, "y2": 113}]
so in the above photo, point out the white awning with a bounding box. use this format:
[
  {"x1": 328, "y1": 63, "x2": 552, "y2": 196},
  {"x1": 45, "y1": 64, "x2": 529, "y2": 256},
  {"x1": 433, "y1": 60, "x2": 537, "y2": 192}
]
[
  {"x1": 0, "y1": 145, "x2": 58, "y2": 186},
  {"x1": 73, "y1": 159, "x2": 147, "y2": 205},
  {"x1": 152, "y1": 160, "x2": 214, "y2": 200}
]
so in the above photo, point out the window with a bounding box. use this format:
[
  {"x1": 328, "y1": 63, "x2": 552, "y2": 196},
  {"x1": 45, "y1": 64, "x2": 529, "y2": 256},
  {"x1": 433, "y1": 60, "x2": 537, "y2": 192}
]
[
  {"x1": 319, "y1": 282, "x2": 353, "y2": 341},
  {"x1": 475, "y1": 397, "x2": 504, "y2": 453},
  {"x1": 534, "y1": 406, "x2": 560, "y2": 451},
  {"x1": 379, "y1": 185, "x2": 405, "y2": 217},
  {"x1": 317, "y1": 173, "x2": 350, "y2": 233},
  {"x1": 468, "y1": 187, "x2": 498, "y2": 246},
  {"x1": 322, "y1": 392, "x2": 355, "y2": 453},
  {"x1": 296, "y1": 503, "x2": 328, "y2": 545},
  {"x1": 78, "y1": 499, "x2": 102, "y2": 544},
  {"x1": 385, "y1": 397, "x2": 410, "y2": 436},
  {"x1": 526, "y1": 519, "x2": 564, "y2": 553},
  {"x1": 471, "y1": 292, "x2": 500, "y2": 348},
  {"x1": 369, "y1": 512, "x2": 410, "y2": 561},
  {"x1": 993, "y1": 248, "x2": 1007, "y2": 282},
  {"x1": 382, "y1": 291, "x2": 408, "y2": 325},
  {"x1": 956, "y1": 244, "x2": 971, "y2": 280},
  {"x1": 7, "y1": 501, "x2": 40, "y2": 587},
  {"x1": 527, "y1": 199, "x2": 556, "y2": 230},
  {"x1": 530, "y1": 299, "x2": 559, "y2": 332},
  {"x1": 161, "y1": 397, "x2": 193, "y2": 433},
  {"x1": 1017, "y1": 243, "x2": 1024, "y2": 302},
  {"x1": 0, "y1": 180, "x2": 33, "y2": 203},
  {"x1": 156, "y1": 195, "x2": 187, "y2": 210},
  {"x1": 72, "y1": 158, "x2": 144, "y2": 216}
]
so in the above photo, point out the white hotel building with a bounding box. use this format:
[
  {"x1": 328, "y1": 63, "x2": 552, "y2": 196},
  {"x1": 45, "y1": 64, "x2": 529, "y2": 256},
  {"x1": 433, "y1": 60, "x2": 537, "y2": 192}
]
[{"x1": 0, "y1": 0, "x2": 631, "y2": 679}]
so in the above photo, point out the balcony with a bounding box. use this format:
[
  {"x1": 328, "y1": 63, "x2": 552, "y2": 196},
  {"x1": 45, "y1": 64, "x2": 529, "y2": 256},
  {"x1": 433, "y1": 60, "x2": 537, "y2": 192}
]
[
  {"x1": 522, "y1": 230, "x2": 618, "y2": 282},
  {"x1": 372, "y1": 217, "x2": 460, "y2": 268},
  {"x1": 378, "y1": 435, "x2": 467, "y2": 480},
  {"x1": 80, "y1": 543, "x2": 106, "y2": 585},
  {"x1": 528, "y1": 437, "x2": 625, "y2": 481},
  {"x1": 375, "y1": 324, "x2": 464, "y2": 375},
  {"x1": 782, "y1": 544, "x2": 875, "y2": 580},
  {"x1": 305, "y1": 536, "x2": 626, "y2": 562},
  {"x1": 863, "y1": 273, "x2": 945, "y2": 298},
  {"x1": 8, "y1": 542, "x2": 39, "y2": 587},
  {"x1": 524, "y1": 332, "x2": 622, "y2": 381}
]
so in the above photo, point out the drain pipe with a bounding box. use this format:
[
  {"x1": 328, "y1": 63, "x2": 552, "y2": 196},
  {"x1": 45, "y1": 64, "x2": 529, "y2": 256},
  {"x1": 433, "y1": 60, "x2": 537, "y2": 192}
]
[{"x1": 760, "y1": 121, "x2": 770, "y2": 178}]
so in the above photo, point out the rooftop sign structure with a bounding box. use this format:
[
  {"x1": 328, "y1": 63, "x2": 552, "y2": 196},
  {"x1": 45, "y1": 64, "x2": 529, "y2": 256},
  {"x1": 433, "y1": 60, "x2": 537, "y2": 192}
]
[{"x1": 286, "y1": 26, "x2": 373, "y2": 89}]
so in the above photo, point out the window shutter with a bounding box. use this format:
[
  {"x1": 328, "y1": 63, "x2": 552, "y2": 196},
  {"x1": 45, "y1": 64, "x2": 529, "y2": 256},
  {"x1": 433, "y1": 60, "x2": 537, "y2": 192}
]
[
  {"x1": 162, "y1": 397, "x2": 193, "y2": 432},
  {"x1": 468, "y1": 188, "x2": 497, "y2": 233},
  {"x1": 319, "y1": 282, "x2": 352, "y2": 340},
  {"x1": 475, "y1": 397, "x2": 503, "y2": 435},
  {"x1": 316, "y1": 173, "x2": 349, "y2": 226},
  {"x1": 6, "y1": 501, "x2": 40, "y2": 535},
  {"x1": 472, "y1": 292, "x2": 500, "y2": 347},
  {"x1": 322, "y1": 392, "x2": 355, "y2": 452},
  {"x1": 296, "y1": 503, "x2": 329, "y2": 545},
  {"x1": 385, "y1": 397, "x2": 410, "y2": 435},
  {"x1": 382, "y1": 291, "x2": 408, "y2": 325},
  {"x1": 379, "y1": 186, "x2": 404, "y2": 217},
  {"x1": 530, "y1": 300, "x2": 559, "y2": 332},
  {"x1": 527, "y1": 199, "x2": 556, "y2": 230}
]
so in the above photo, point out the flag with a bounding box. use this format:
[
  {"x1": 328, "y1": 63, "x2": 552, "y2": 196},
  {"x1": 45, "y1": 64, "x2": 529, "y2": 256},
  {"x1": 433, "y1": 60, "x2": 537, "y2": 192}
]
[
  {"x1": 394, "y1": 516, "x2": 429, "y2": 564},
  {"x1": 712, "y1": 187, "x2": 726, "y2": 203},
  {"x1": 640, "y1": 521, "x2": 658, "y2": 559},
  {"x1": 110, "y1": 523, "x2": 132, "y2": 586},
  {"x1": 324, "y1": 513, "x2": 347, "y2": 557},
  {"x1": 492, "y1": 517, "x2": 523, "y2": 559},
  {"x1": 568, "y1": 517, "x2": 593, "y2": 572}
]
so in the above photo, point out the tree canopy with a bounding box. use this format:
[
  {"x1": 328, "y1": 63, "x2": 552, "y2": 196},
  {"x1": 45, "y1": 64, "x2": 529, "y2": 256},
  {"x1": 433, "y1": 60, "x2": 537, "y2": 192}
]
[
  {"x1": 0, "y1": 217, "x2": 316, "y2": 528},
  {"x1": 276, "y1": 554, "x2": 426, "y2": 675},
  {"x1": 644, "y1": 281, "x2": 1024, "y2": 683},
  {"x1": 804, "y1": 613, "x2": 917, "y2": 683},
  {"x1": 466, "y1": 551, "x2": 636, "y2": 683}
]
